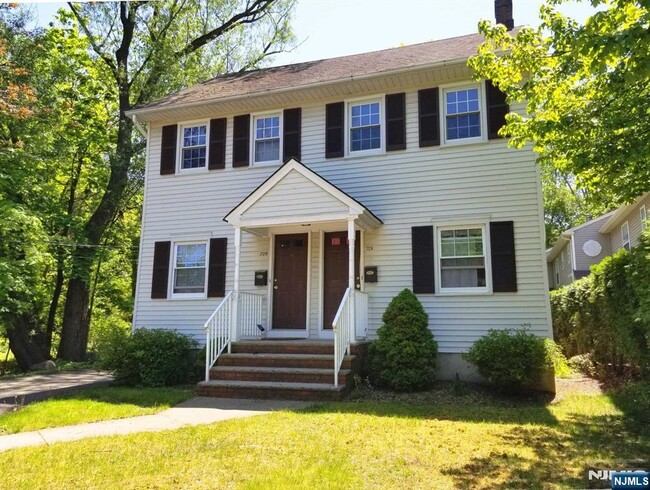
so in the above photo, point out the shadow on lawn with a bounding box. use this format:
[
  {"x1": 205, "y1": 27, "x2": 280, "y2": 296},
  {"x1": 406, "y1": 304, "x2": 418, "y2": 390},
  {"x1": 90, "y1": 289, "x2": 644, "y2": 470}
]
[
  {"x1": 441, "y1": 411, "x2": 650, "y2": 489},
  {"x1": 305, "y1": 398, "x2": 560, "y2": 427}
]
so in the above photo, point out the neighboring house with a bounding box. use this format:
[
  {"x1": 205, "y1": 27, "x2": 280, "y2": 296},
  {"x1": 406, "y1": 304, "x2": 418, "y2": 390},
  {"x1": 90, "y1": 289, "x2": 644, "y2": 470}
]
[
  {"x1": 127, "y1": 1, "x2": 554, "y2": 398},
  {"x1": 547, "y1": 192, "x2": 650, "y2": 289}
]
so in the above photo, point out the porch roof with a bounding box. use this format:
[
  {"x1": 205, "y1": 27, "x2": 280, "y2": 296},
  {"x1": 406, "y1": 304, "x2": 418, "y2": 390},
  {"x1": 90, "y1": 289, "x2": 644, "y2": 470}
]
[{"x1": 224, "y1": 159, "x2": 382, "y2": 233}]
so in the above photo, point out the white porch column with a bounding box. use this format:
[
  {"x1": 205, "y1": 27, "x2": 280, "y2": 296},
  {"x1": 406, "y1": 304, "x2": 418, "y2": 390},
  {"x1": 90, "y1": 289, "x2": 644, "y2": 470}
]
[
  {"x1": 347, "y1": 218, "x2": 356, "y2": 346},
  {"x1": 231, "y1": 226, "x2": 242, "y2": 345}
]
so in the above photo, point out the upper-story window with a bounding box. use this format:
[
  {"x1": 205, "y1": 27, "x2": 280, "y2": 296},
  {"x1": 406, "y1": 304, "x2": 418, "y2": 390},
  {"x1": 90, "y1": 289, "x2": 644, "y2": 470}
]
[
  {"x1": 181, "y1": 124, "x2": 207, "y2": 169},
  {"x1": 437, "y1": 226, "x2": 488, "y2": 293},
  {"x1": 254, "y1": 114, "x2": 281, "y2": 164},
  {"x1": 172, "y1": 242, "x2": 207, "y2": 297},
  {"x1": 349, "y1": 100, "x2": 381, "y2": 153},
  {"x1": 621, "y1": 221, "x2": 630, "y2": 251},
  {"x1": 443, "y1": 85, "x2": 483, "y2": 143},
  {"x1": 641, "y1": 205, "x2": 647, "y2": 231}
]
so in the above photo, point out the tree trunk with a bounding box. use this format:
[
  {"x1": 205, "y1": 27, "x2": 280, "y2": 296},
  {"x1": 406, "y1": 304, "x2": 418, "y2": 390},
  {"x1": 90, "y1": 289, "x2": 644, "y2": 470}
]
[
  {"x1": 7, "y1": 314, "x2": 47, "y2": 372},
  {"x1": 57, "y1": 113, "x2": 134, "y2": 361}
]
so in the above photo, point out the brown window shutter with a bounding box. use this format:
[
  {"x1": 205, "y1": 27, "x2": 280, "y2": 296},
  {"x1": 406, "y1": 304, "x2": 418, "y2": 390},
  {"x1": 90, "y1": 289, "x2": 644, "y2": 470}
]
[
  {"x1": 283, "y1": 108, "x2": 302, "y2": 161},
  {"x1": 160, "y1": 125, "x2": 177, "y2": 175},
  {"x1": 486, "y1": 80, "x2": 509, "y2": 139},
  {"x1": 151, "y1": 241, "x2": 171, "y2": 299},
  {"x1": 207, "y1": 238, "x2": 228, "y2": 298},
  {"x1": 325, "y1": 102, "x2": 344, "y2": 158},
  {"x1": 232, "y1": 114, "x2": 250, "y2": 167},
  {"x1": 208, "y1": 118, "x2": 227, "y2": 170},
  {"x1": 412, "y1": 226, "x2": 435, "y2": 294},
  {"x1": 418, "y1": 88, "x2": 440, "y2": 147},
  {"x1": 386, "y1": 93, "x2": 406, "y2": 151},
  {"x1": 490, "y1": 221, "x2": 517, "y2": 292}
]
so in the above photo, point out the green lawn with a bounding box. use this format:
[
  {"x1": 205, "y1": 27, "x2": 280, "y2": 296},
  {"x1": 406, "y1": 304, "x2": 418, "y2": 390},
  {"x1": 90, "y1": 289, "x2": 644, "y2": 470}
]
[
  {"x1": 0, "y1": 386, "x2": 194, "y2": 435},
  {"x1": 1, "y1": 383, "x2": 648, "y2": 489}
]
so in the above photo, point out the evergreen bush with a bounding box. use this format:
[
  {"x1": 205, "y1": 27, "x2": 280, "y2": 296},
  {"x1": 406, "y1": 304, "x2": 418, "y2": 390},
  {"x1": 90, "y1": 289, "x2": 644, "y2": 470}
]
[
  {"x1": 97, "y1": 328, "x2": 197, "y2": 387},
  {"x1": 368, "y1": 288, "x2": 438, "y2": 391},
  {"x1": 463, "y1": 328, "x2": 552, "y2": 391}
]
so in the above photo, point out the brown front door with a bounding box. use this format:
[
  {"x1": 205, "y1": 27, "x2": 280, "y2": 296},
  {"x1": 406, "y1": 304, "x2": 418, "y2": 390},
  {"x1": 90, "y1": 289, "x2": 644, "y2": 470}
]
[
  {"x1": 323, "y1": 231, "x2": 360, "y2": 330},
  {"x1": 272, "y1": 234, "x2": 308, "y2": 329}
]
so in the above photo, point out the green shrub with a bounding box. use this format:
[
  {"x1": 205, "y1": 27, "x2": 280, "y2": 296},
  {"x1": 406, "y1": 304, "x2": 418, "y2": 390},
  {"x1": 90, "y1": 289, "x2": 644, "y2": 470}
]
[
  {"x1": 463, "y1": 329, "x2": 552, "y2": 391},
  {"x1": 544, "y1": 339, "x2": 573, "y2": 379},
  {"x1": 97, "y1": 328, "x2": 197, "y2": 387},
  {"x1": 368, "y1": 289, "x2": 438, "y2": 391},
  {"x1": 551, "y1": 228, "x2": 650, "y2": 378}
]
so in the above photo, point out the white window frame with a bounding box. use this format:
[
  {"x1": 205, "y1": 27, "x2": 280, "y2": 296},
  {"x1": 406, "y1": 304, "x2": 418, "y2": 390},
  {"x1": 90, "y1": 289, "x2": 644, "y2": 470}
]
[
  {"x1": 641, "y1": 205, "x2": 647, "y2": 231},
  {"x1": 345, "y1": 95, "x2": 385, "y2": 157},
  {"x1": 170, "y1": 241, "x2": 209, "y2": 299},
  {"x1": 621, "y1": 221, "x2": 630, "y2": 251},
  {"x1": 435, "y1": 223, "x2": 492, "y2": 295},
  {"x1": 440, "y1": 82, "x2": 488, "y2": 147},
  {"x1": 177, "y1": 120, "x2": 210, "y2": 173},
  {"x1": 251, "y1": 111, "x2": 283, "y2": 166}
]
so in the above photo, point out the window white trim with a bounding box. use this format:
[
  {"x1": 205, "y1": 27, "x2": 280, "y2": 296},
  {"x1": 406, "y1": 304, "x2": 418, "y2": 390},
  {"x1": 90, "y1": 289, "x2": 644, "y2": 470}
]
[
  {"x1": 434, "y1": 222, "x2": 492, "y2": 295},
  {"x1": 251, "y1": 110, "x2": 283, "y2": 166},
  {"x1": 345, "y1": 95, "x2": 385, "y2": 157},
  {"x1": 621, "y1": 221, "x2": 630, "y2": 251},
  {"x1": 440, "y1": 81, "x2": 488, "y2": 147},
  {"x1": 170, "y1": 241, "x2": 209, "y2": 299},
  {"x1": 177, "y1": 120, "x2": 210, "y2": 173},
  {"x1": 641, "y1": 205, "x2": 647, "y2": 231}
]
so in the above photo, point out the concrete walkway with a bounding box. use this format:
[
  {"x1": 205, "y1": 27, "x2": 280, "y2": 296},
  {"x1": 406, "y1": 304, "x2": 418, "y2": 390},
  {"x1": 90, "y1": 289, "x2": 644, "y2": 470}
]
[{"x1": 0, "y1": 397, "x2": 312, "y2": 452}]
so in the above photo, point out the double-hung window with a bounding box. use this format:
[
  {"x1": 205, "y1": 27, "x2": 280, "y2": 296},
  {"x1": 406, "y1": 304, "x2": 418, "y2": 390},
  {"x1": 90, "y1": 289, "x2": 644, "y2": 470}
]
[
  {"x1": 443, "y1": 85, "x2": 482, "y2": 143},
  {"x1": 349, "y1": 100, "x2": 381, "y2": 153},
  {"x1": 621, "y1": 222, "x2": 630, "y2": 251},
  {"x1": 438, "y1": 226, "x2": 488, "y2": 292},
  {"x1": 173, "y1": 243, "x2": 207, "y2": 296},
  {"x1": 254, "y1": 114, "x2": 281, "y2": 164},
  {"x1": 181, "y1": 124, "x2": 207, "y2": 169}
]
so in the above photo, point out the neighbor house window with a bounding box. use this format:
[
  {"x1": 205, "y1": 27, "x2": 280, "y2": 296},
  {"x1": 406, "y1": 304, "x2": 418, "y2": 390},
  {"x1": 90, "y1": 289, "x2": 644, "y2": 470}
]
[
  {"x1": 621, "y1": 222, "x2": 630, "y2": 251},
  {"x1": 641, "y1": 205, "x2": 647, "y2": 231},
  {"x1": 349, "y1": 100, "x2": 381, "y2": 153},
  {"x1": 173, "y1": 243, "x2": 207, "y2": 295},
  {"x1": 181, "y1": 124, "x2": 207, "y2": 169},
  {"x1": 443, "y1": 86, "x2": 482, "y2": 142},
  {"x1": 254, "y1": 114, "x2": 281, "y2": 163},
  {"x1": 438, "y1": 226, "x2": 487, "y2": 291}
]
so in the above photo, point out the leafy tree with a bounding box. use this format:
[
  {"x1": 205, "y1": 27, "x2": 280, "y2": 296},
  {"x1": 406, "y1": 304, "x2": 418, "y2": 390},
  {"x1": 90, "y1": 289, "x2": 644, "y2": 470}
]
[
  {"x1": 469, "y1": 0, "x2": 650, "y2": 208},
  {"x1": 56, "y1": 0, "x2": 295, "y2": 361}
]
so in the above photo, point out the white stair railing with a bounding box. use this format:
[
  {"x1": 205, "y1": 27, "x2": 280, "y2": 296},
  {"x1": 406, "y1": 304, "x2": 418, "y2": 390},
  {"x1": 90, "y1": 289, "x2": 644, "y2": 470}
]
[
  {"x1": 238, "y1": 291, "x2": 266, "y2": 338},
  {"x1": 204, "y1": 291, "x2": 233, "y2": 381},
  {"x1": 332, "y1": 288, "x2": 352, "y2": 387}
]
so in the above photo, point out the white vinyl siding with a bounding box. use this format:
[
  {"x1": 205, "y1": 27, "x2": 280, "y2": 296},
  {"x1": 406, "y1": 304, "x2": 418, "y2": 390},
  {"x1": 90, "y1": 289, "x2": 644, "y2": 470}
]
[
  {"x1": 134, "y1": 91, "x2": 551, "y2": 351},
  {"x1": 641, "y1": 205, "x2": 647, "y2": 231}
]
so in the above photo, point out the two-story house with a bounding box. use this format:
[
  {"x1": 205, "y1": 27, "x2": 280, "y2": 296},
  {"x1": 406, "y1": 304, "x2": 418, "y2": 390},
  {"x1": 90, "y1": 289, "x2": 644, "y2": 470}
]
[
  {"x1": 547, "y1": 192, "x2": 649, "y2": 289},
  {"x1": 127, "y1": 0, "x2": 554, "y2": 399}
]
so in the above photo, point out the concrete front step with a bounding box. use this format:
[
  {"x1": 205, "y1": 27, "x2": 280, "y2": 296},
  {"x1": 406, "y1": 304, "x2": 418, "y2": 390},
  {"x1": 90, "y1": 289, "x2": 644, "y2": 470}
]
[
  {"x1": 210, "y1": 365, "x2": 351, "y2": 385},
  {"x1": 218, "y1": 353, "x2": 355, "y2": 370},
  {"x1": 231, "y1": 340, "x2": 334, "y2": 355},
  {"x1": 197, "y1": 380, "x2": 348, "y2": 401}
]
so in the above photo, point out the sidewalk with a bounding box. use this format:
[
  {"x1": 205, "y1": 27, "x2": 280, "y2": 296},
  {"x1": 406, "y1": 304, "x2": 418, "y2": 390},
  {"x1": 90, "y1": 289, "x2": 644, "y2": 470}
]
[
  {"x1": 0, "y1": 397, "x2": 312, "y2": 452},
  {"x1": 0, "y1": 370, "x2": 114, "y2": 407}
]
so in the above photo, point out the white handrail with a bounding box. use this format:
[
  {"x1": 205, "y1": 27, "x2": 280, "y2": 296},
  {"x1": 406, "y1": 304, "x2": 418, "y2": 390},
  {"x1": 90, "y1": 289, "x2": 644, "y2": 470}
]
[
  {"x1": 332, "y1": 288, "x2": 352, "y2": 387},
  {"x1": 238, "y1": 291, "x2": 266, "y2": 338},
  {"x1": 204, "y1": 291, "x2": 233, "y2": 381}
]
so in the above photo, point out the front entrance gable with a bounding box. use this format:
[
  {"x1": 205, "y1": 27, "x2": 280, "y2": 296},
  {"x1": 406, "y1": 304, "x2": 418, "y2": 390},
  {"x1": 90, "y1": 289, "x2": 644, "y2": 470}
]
[{"x1": 224, "y1": 159, "x2": 382, "y2": 230}]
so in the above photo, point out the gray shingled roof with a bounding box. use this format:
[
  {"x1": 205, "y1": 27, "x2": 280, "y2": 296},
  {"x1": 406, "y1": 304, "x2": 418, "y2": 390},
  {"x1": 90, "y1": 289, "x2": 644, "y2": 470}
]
[{"x1": 135, "y1": 31, "x2": 488, "y2": 112}]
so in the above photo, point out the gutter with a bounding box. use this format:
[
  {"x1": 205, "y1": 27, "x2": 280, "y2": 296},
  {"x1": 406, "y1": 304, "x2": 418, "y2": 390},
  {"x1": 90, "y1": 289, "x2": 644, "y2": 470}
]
[{"x1": 130, "y1": 113, "x2": 148, "y2": 138}]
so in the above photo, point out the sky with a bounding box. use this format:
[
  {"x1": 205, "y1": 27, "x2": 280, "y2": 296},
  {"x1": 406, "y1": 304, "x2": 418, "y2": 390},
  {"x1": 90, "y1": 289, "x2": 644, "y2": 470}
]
[{"x1": 27, "y1": 0, "x2": 600, "y2": 66}]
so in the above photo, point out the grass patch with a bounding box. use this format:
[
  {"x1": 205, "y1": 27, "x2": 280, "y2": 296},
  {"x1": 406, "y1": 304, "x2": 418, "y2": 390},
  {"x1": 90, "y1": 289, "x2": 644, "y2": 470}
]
[
  {"x1": 0, "y1": 386, "x2": 194, "y2": 435},
  {"x1": 0, "y1": 383, "x2": 647, "y2": 489}
]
